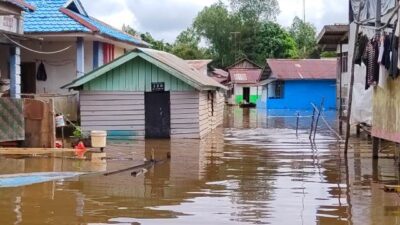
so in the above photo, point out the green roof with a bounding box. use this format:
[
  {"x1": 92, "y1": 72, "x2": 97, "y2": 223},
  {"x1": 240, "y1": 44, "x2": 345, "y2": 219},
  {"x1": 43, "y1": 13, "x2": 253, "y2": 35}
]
[{"x1": 62, "y1": 48, "x2": 227, "y2": 91}]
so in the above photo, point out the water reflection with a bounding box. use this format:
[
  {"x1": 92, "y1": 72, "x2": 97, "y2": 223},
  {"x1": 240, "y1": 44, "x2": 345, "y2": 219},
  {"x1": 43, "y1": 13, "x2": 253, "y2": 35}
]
[{"x1": 0, "y1": 107, "x2": 399, "y2": 225}]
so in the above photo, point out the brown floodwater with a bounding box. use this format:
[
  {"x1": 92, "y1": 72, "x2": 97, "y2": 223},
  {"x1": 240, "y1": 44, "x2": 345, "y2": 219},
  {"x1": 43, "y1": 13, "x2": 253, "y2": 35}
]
[{"x1": 1, "y1": 107, "x2": 400, "y2": 225}]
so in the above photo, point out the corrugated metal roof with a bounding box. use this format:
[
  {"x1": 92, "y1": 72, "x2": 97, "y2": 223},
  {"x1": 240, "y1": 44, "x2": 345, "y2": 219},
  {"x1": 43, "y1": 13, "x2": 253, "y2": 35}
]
[
  {"x1": 186, "y1": 60, "x2": 212, "y2": 71},
  {"x1": 24, "y1": 0, "x2": 147, "y2": 46},
  {"x1": 267, "y1": 59, "x2": 337, "y2": 80},
  {"x1": 211, "y1": 68, "x2": 229, "y2": 77},
  {"x1": 63, "y1": 48, "x2": 227, "y2": 91},
  {"x1": 228, "y1": 68, "x2": 262, "y2": 84},
  {"x1": 140, "y1": 48, "x2": 226, "y2": 90},
  {"x1": 317, "y1": 24, "x2": 349, "y2": 51}
]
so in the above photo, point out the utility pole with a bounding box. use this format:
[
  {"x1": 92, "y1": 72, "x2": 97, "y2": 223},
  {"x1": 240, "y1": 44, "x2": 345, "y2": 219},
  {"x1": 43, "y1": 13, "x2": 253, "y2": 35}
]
[
  {"x1": 230, "y1": 32, "x2": 240, "y2": 61},
  {"x1": 372, "y1": 0, "x2": 381, "y2": 159},
  {"x1": 303, "y1": 0, "x2": 306, "y2": 23}
]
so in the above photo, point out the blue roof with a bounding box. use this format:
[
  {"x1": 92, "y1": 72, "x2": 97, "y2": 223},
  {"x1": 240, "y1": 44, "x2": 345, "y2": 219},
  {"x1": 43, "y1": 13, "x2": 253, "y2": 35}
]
[
  {"x1": 24, "y1": 0, "x2": 90, "y2": 33},
  {"x1": 24, "y1": 0, "x2": 146, "y2": 46},
  {"x1": 74, "y1": 13, "x2": 146, "y2": 46}
]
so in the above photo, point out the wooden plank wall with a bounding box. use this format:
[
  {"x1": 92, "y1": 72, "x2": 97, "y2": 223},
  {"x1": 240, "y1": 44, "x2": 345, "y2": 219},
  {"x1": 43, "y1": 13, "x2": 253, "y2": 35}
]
[
  {"x1": 23, "y1": 99, "x2": 55, "y2": 148},
  {"x1": 372, "y1": 79, "x2": 400, "y2": 143},
  {"x1": 80, "y1": 91, "x2": 145, "y2": 139},
  {"x1": 199, "y1": 90, "x2": 225, "y2": 138},
  {"x1": 170, "y1": 92, "x2": 200, "y2": 139},
  {"x1": 84, "y1": 57, "x2": 194, "y2": 92}
]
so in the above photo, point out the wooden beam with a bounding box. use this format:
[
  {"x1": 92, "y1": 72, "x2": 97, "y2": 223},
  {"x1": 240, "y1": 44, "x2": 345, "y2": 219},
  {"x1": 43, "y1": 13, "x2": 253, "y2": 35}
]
[
  {"x1": 9, "y1": 46, "x2": 21, "y2": 99},
  {"x1": 76, "y1": 37, "x2": 85, "y2": 77},
  {"x1": 344, "y1": 3, "x2": 363, "y2": 155}
]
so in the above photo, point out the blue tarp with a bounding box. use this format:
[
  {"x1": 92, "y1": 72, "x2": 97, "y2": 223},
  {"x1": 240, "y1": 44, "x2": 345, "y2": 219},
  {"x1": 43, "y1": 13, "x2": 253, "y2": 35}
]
[{"x1": 0, "y1": 172, "x2": 86, "y2": 188}]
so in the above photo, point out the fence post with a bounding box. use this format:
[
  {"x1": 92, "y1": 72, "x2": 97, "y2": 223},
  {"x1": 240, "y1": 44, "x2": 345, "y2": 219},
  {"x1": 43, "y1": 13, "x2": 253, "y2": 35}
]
[{"x1": 309, "y1": 108, "x2": 316, "y2": 140}]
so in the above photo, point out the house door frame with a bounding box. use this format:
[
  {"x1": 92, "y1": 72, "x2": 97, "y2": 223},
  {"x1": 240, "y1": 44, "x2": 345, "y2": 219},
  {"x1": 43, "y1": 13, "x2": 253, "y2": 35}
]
[
  {"x1": 21, "y1": 62, "x2": 36, "y2": 94},
  {"x1": 145, "y1": 91, "x2": 171, "y2": 139},
  {"x1": 243, "y1": 87, "x2": 250, "y2": 103}
]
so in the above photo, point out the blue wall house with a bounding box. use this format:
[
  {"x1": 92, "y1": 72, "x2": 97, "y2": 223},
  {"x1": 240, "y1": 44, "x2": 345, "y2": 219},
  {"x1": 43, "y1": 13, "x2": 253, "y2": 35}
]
[{"x1": 258, "y1": 59, "x2": 337, "y2": 110}]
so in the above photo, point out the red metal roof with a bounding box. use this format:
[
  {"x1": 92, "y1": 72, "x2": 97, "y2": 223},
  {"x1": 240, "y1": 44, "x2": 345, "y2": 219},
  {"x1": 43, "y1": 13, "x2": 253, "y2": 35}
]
[
  {"x1": 211, "y1": 68, "x2": 229, "y2": 77},
  {"x1": 267, "y1": 59, "x2": 337, "y2": 80},
  {"x1": 228, "y1": 68, "x2": 262, "y2": 84}
]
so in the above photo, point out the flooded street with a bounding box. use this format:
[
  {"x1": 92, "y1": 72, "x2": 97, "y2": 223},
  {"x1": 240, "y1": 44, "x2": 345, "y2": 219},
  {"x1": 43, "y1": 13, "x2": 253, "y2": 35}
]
[{"x1": 1, "y1": 107, "x2": 400, "y2": 225}]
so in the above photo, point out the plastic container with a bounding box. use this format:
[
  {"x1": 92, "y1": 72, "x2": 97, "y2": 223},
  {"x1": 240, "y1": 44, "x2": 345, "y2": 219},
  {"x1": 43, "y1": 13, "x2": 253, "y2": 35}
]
[
  {"x1": 55, "y1": 115, "x2": 66, "y2": 127},
  {"x1": 91, "y1": 130, "x2": 107, "y2": 148}
]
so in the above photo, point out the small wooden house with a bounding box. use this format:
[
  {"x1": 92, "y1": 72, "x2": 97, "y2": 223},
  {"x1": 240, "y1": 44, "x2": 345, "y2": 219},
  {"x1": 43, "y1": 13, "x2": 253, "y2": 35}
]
[
  {"x1": 226, "y1": 58, "x2": 263, "y2": 105},
  {"x1": 63, "y1": 48, "x2": 226, "y2": 140}
]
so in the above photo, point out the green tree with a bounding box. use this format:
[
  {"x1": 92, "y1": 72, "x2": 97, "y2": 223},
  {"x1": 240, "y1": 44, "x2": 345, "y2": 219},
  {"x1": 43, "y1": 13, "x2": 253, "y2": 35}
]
[
  {"x1": 122, "y1": 24, "x2": 137, "y2": 36},
  {"x1": 193, "y1": 2, "x2": 237, "y2": 66},
  {"x1": 172, "y1": 27, "x2": 210, "y2": 60},
  {"x1": 289, "y1": 16, "x2": 318, "y2": 58},
  {"x1": 320, "y1": 51, "x2": 337, "y2": 58},
  {"x1": 230, "y1": 0, "x2": 280, "y2": 22},
  {"x1": 140, "y1": 32, "x2": 172, "y2": 52},
  {"x1": 254, "y1": 22, "x2": 298, "y2": 62}
]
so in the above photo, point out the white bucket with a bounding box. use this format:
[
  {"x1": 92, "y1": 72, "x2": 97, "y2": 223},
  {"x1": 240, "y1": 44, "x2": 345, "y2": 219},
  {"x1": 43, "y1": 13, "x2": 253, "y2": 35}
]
[
  {"x1": 55, "y1": 115, "x2": 66, "y2": 127},
  {"x1": 91, "y1": 130, "x2": 107, "y2": 148}
]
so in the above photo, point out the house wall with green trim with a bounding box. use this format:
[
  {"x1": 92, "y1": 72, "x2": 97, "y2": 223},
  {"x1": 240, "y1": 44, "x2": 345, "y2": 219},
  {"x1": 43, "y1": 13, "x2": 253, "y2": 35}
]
[
  {"x1": 233, "y1": 84, "x2": 261, "y2": 104},
  {"x1": 78, "y1": 56, "x2": 224, "y2": 140}
]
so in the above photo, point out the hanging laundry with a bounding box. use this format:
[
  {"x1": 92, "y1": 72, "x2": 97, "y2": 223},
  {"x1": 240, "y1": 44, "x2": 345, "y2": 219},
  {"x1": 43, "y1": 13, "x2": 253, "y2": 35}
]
[
  {"x1": 36, "y1": 62, "x2": 47, "y2": 81},
  {"x1": 362, "y1": 38, "x2": 379, "y2": 90},
  {"x1": 378, "y1": 34, "x2": 389, "y2": 88},
  {"x1": 389, "y1": 35, "x2": 399, "y2": 78},
  {"x1": 382, "y1": 34, "x2": 391, "y2": 70},
  {"x1": 355, "y1": 33, "x2": 369, "y2": 65},
  {"x1": 389, "y1": 20, "x2": 399, "y2": 78}
]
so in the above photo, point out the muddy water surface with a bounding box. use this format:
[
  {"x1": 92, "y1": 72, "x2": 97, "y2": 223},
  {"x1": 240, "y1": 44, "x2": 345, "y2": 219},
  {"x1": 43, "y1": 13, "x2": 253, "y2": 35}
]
[{"x1": 0, "y1": 108, "x2": 400, "y2": 225}]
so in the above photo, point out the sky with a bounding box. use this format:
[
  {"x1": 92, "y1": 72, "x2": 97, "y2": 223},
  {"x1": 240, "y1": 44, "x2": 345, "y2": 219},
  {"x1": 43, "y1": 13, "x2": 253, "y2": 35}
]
[{"x1": 81, "y1": 0, "x2": 348, "y2": 43}]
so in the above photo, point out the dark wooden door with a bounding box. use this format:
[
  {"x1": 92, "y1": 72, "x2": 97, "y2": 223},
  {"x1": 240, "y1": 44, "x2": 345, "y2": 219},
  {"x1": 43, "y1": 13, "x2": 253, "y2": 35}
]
[
  {"x1": 21, "y1": 62, "x2": 36, "y2": 94},
  {"x1": 145, "y1": 92, "x2": 171, "y2": 139},
  {"x1": 243, "y1": 87, "x2": 250, "y2": 103}
]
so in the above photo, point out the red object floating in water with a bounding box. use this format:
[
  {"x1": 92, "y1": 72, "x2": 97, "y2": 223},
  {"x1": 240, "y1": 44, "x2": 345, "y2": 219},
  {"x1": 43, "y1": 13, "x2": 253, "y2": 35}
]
[{"x1": 74, "y1": 141, "x2": 87, "y2": 158}]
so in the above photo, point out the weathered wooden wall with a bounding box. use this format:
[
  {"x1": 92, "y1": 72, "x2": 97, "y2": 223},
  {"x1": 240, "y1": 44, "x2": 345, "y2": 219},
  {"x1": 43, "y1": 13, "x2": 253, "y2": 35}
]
[
  {"x1": 199, "y1": 90, "x2": 225, "y2": 138},
  {"x1": 23, "y1": 99, "x2": 55, "y2": 148},
  {"x1": 83, "y1": 57, "x2": 194, "y2": 92},
  {"x1": 170, "y1": 92, "x2": 200, "y2": 139},
  {"x1": 372, "y1": 79, "x2": 400, "y2": 143},
  {"x1": 80, "y1": 91, "x2": 145, "y2": 139}
]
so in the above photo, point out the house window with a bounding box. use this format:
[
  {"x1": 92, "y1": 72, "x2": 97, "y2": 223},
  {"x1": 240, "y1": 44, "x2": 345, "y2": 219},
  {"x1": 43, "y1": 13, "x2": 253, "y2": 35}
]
[
  {"x1": 341, "y1": 52, "x2": 348, "y2": 73},
  {"x1": 268, "y1": 81, "x2": 284, "y2": 99}
]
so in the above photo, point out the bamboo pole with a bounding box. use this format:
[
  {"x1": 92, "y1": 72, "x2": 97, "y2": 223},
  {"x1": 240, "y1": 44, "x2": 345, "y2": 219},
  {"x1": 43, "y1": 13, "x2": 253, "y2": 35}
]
[
  {"x1": 344, "y1": 2, "x2": 364, "y2": 155},
  {"x1": 313, "y1": 98, "x2": 325, "y2": 141}
]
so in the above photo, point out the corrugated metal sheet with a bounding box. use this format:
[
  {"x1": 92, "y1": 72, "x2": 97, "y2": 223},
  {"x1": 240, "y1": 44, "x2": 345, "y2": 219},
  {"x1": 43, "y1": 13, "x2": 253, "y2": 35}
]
[
  {"x1": 139, "y1": 48, "x2": 227, "y2": 90},
  {"x1": 186, "y1": 60, "x2": 212, "y2": 71},
  {"x1": 0, "y1": 98, "x2": 24, "y2": 142},
  {"x1": 63, "y1": 48, "x2": 227, "y2": 91},
  {"x1": 267, "y1": 59, "x2": 337, "y2": 80},
  {"x1": 211, "y1": 68, "x2": 229, "y2": 77},
  {"x1": 228, "y1": 68, "x2": 262, "y2": 84}
]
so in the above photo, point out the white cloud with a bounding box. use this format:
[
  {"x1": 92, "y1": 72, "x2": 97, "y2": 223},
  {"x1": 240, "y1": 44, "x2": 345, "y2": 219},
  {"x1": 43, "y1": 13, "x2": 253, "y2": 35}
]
[{"x1": 81, "y1": 0, "x2": 348, "y2": 43}]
